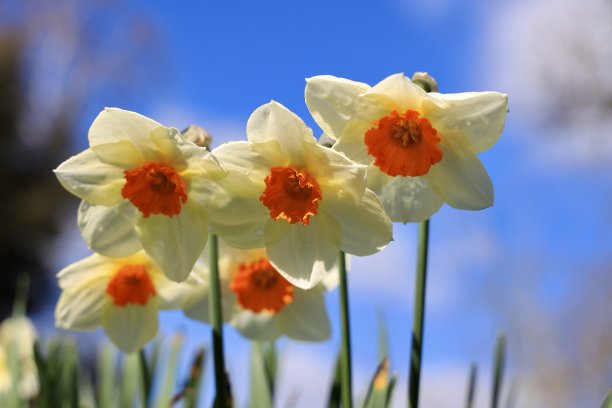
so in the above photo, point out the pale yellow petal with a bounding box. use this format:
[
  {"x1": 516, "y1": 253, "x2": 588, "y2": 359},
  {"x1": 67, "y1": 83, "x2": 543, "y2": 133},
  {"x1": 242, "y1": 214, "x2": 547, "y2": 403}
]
[
  {"x1": 78, "y1": 201, "x2": 141, "y2": 258},
  {"x1": 213, "y1": 140, "x2": 282, "y2": 183},
  {"x1": 264, "y1": 211, "x2": 340, "y2": 289},
  {"x1": 322, "y1": 189, "x2": 393, "y2": 256},
  {"x1": 363, "y1": 73, "x2": 429, "y2": 112},
  {"x1": 88, "y1": 108, "x2": 166, "y2": 162},
  {"x1": 427, "y1": 132, "x2": 494, "y2": 210},
  {"x1": 427, "y1": 91, "x2": 508, "y2": 153},
  {"x1": 230, "y1": 311, "x2": 282, "y2": 341},
  {"x1": 54, "y1": 148, "x2": 124, "y2": 206},
  {"x1": 102, "y1": 302, "x2": 159, "y2": 353},
  {"x1": 303, "y1": 142, "x2": 367, "y2": 203},
  {"x1": 136, "y1": 201, "x2": 209, "y2": 282},
  {"x1": 189, "y1": 171, "x2": 267, "y2": 227},
  {"x1": 276, "y1": 286, "x2": 330, "y2": 341},
  {"x1": 246, "y1": 101, "x2": 315, "y2": 166},
  {"x1": 305, "y1": 75, "x2": 383, "y2": 139},
  {"x1": 369, "y1": 170, "x2": 444, "y2": 223},
  {"x1": 92, "y1": 140, "x2": 144, "y2": 169}
]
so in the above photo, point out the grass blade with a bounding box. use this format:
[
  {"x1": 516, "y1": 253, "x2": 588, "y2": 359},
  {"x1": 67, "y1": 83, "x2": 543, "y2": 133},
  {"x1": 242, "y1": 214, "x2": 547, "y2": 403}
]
[{"x1": 491, "y1": 333, "x2": 506, "y2": 408}]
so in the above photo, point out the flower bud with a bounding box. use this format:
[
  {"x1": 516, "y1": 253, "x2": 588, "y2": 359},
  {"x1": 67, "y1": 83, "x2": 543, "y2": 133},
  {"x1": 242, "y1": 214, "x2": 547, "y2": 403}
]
[
  {"x1": 412, "y1": 72, "x2": 438, "y2": 93},
  {"x1": 182, "y1": 125, "x2": 213, "y2": 149}
]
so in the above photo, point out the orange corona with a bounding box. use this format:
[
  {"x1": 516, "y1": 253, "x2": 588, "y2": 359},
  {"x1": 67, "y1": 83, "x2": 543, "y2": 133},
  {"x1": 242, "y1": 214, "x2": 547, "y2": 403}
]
[
  {"x1": 106, "y1": 264, "x2": 157, "y2": 307},
  {"x1": 259, "y1": 166, "x2": 322, "y2": 225},
  {"x1": 364, "y1": 110, "x2": 443, "y2": 177},
  {"x1": 230, "y1": 258, "x2": 294, "y2": 313},
  {"x1": 122, "y1": 162, "x2": 187, "y2": 217}
]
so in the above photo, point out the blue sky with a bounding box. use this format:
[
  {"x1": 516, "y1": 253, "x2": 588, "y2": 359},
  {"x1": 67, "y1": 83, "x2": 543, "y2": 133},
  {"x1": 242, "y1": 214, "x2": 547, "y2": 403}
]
[{"x1": 22, "y1": 0, "x2": 611, "y2": 406}]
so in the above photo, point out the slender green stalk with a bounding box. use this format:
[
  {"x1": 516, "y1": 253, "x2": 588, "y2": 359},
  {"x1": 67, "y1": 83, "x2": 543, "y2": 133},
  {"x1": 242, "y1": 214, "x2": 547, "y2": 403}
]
[
  {"x1": 491, "y1": 333, "x2": 506, "y2": 408},
  {"x1": 465, "y1": 363, "x2": 478, "y2": 408},
  {"x1": 208, "y1": 233, "x2": 228, "y2": 408},
  {"x1": 408, "y1": 219, "x2": 430, "y2": 408},
  {"x1": 338, "y1": 250, "x2": 353, "y2": 408},
  {"x1": 139, "y1": 349, "x2": 151, "y2": 408}
]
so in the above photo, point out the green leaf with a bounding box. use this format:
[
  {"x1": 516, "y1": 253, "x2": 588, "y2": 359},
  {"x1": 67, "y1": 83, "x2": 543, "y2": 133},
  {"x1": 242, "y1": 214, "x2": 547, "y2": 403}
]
[
  {"x1": 377, "y1": 311, "x2": 389, "y2": 362},
  {"x1": 97, "y1": 343, "x2": 117, "y2": 408},
  {"x1": 120, "y1": 353, "x2": 140, "y2": 408},
  {"x1": 363, "y1": 359, "x2": 391, "y2": 408},
  {"x1": 464, "y1": 363, "x2": 478, "y2": 408},
  {"x1": 327, "y1": 353, "x2": 342, "y2": 408},
  {"x1": 153, "y1": 335, "x2": 183, "y2": 408},
  {"x1": 183, "y1": 348, "x2": 206, "y2": 408},
  {"x1": 249, "y1": 342, "x2": 273, "y2": 408},
  {"x1": 491, "y1": 333, "x2": 506, "y2": 408}
]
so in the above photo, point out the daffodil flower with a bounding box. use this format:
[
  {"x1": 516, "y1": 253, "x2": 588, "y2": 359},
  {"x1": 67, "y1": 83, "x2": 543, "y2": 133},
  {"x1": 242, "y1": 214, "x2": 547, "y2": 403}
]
[
  {"x1": 212, "y1": 101, "x2": 393, "y2": 289},
  {"x1": 55, "y1": 251, "x2": 198, "y2": 353},
  {"x1": 305, "y1": 74, "x2": 508, "y2": 222},
  {"x1": 182, "y1": 243, "x2": 335, "y2": 341},
  {"x1": 54, "y1": 108, "x2": 250, "y2": 282},
  {"x1": 0, "y1": 317, "x2": 38, "y2": 399}
]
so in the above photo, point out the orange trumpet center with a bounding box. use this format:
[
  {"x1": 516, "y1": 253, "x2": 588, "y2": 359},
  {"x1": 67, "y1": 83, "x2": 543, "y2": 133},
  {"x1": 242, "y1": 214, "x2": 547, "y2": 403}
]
[
  {"x1": 259, "y1": 166, "x2": 322, "y2": 225},
  {"x1": 106, "y1": 264, "x2": 157, "y2": 307},
  {"x1": 122, "y1": 162, "x2": 187, "y2": 217},
  {"x1": 364, "y1": 110, "x2": 443, "y2": 177},
  {"x1": 230, "y1": 258, "x2": 295, "y2": 313}
]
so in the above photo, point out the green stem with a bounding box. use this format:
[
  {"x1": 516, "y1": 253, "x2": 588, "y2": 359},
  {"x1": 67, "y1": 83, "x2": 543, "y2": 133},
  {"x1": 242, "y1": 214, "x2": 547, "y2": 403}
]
[
  {"x1": 491, "y1": 333, "x2": 506, "y2": 408},
  {"x1": 465, "y1": 363, "x2": 478, "y2": 408},
  {"x1": 338, "y1": 250, "x2": 353, "y2": 408},
  {"x1": 138, "y1": 349, "x2": 151, "y2": 408},
  {"x1": 408, "y1": 219, "x2": 430, "y2": 408},
  {"x1": 208, "y1": 233, "x2": 228, "y2": 408}
]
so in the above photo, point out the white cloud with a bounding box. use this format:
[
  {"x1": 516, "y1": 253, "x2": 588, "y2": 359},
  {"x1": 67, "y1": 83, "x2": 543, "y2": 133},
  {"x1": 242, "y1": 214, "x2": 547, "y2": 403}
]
[
  {"x1": 349, "y1": 221, "x2": 500, "y2": 314},
  {"x1": 482, "y1": 0, "x2": 612, "y2": 169}
]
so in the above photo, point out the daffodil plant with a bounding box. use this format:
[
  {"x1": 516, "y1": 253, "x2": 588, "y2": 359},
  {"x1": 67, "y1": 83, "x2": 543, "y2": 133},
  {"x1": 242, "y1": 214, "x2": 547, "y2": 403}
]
[{"x1": 50, "y1": 71, "x2": 507, "y2": 408}]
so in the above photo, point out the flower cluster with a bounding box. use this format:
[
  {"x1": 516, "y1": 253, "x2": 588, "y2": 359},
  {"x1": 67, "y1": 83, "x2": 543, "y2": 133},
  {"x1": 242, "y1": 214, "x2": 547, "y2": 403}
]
[{"x1": 54, "y1": 73, "x2": 507, "y2": 351}]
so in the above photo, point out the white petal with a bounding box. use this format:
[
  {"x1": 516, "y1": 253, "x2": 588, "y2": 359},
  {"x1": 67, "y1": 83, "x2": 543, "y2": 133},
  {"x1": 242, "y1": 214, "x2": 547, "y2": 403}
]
[
  {"x1": 190, "y1": 170, "x2": 267, "y2": 227},
  {"x1": 78, "y1": 201, "x2": 141, "y2": 258},
  {"x1": 181, "y1": 268, "x2": 237, "y2": 323},
  {"x1": 264, "y1": 212, "x2": 340, "y2": 289},
  {"x1": 369, "y1": 167, "x2": 444, "y2": 223},
  {"x1": 210, "y1": 219, "x2": 267, "y2": 249},
  {"x1": 230, "y1": 311, "x2": 282, "y2": 341},
  {"x1": 179, "y1": 136, "x2": 227, "y2": 177},
  {"x1": 303, "y1": 142, "x2": 367, "y2": 202},
  {"x1": 102, "y1": 302, "x2": 159, "y2": 353},
  {"x1": 213, "y1": 140, "x2": 282, "y2": 183},
  {"x1": 136, "y1": 201, "x2": 209, "y2": 282},
  {"x1": 151, "y1": 264, "x2": 203, "y2": 309},
  {"x1": 55, "y1": 285, "x2": 107, "y2": 331},
  {"x1": 332, "y1": 119, "x2": 377, "y2": 165},
  {"x1": 427, "y1": 92, "x2": 508, "y2": 153},
  {"x1": 276, "y1": 286, "x2": 330, "y2": 341},
  {"x1": 92, "y1": 140, "x2": 144, "y2": 169},
  {"x1": 363, "y1": 73, "x2": 430, "y2": 112},
  {"x1": 427, "y1": 132, "x2": 494, "y2": 210},
  {"x1": 322, "y1": 189, "x2": 393, "y2": 256},
  {"x1": 89, "y1": 108, "x2": 166, "y2": 162},
  {"x1": 246, "y1": 101, "x2": 315, "y2": 166},
  {"x1": 55, "y1": 254, "x2": 113, "y2": 330},
  {"x1": 305, "y1": 75, "x2": 383, "y2": 139},
  {"x1": 54, "y1": 148, "x2": 124, "y2": 206},
  {"x1": 56, "y1": 253, "x2": 115, "y2": 290}
]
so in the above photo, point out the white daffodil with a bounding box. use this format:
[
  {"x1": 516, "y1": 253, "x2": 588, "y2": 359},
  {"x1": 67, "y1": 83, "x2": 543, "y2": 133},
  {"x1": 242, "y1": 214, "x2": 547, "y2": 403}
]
[
  {"x1": 0, "y1": 316, "x2": 39, "y2": 399},
  {"x1": 305, "y1": 73, "x2": 508, "y2": 222},
  {"x1": 54, "y1": 108, "x2": 253, "y2": 282},
  {"x1": 55, "y1": 251, "x2": 197, "y2": 353},
  {"x1": 212, "y1": 101, "x2": 392, "y2": 289},
  {"x1": 182, "y1": 242, "x2": 334, "y2": 342}
]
